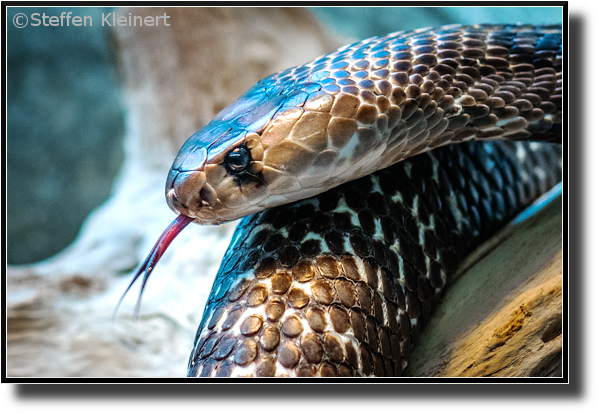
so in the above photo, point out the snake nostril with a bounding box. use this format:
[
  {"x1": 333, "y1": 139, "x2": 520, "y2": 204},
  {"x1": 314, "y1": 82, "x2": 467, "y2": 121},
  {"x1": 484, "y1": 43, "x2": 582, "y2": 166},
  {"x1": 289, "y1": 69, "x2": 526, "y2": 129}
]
[
  {"x1": 199, "y1": 196, "x2": 210, "y2": 207},
  {"x1": 199, "y1": 188, "x2": 211, "y2": 206},
  {"x1": 199, "y1": 184, "x2": 218, "y2": 206}
]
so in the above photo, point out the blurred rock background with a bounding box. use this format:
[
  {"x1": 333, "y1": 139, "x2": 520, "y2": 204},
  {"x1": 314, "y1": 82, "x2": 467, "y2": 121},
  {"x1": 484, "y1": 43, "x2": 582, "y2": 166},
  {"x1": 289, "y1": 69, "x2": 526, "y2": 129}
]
[
  {"x1": 7, "y1": 7, "x2": 124, "y2": 264},
  {"x1": 7, "y1": 6, "x2": 562, "y2": 265}
]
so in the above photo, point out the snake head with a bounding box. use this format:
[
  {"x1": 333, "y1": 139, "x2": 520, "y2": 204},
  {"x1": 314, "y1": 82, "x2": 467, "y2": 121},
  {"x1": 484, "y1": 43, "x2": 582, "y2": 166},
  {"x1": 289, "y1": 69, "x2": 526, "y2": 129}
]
[
  {"x1": 165, "y1": 78, "x2": 333, "y2": 225},
  {"x1": 165, "y1": 121, "x2": 269, "y2": 225}
]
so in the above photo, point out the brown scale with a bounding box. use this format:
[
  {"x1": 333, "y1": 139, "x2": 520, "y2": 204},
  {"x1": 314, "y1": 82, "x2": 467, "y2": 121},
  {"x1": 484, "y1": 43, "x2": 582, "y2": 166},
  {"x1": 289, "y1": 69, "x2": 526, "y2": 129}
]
[
  {"x1": 187, "y1": 139, "x2": 561, "y2": 377},
  {"x1": 252, "y1": 25, "x2": 562, "y2": 199}
]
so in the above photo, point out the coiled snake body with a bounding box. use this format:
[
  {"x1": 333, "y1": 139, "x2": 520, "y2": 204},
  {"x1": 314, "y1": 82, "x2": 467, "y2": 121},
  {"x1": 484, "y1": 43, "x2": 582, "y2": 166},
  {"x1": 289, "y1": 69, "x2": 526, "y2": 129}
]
[{"x1": 121, "y1": 24, "x2": 562, "y2": 377}]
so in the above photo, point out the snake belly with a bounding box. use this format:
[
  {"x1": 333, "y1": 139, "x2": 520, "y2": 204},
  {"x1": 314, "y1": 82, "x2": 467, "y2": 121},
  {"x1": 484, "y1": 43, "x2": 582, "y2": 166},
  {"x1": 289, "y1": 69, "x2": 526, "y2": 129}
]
[{"x1": 137, "y1": 23, "x2": 563, "y2": 377}]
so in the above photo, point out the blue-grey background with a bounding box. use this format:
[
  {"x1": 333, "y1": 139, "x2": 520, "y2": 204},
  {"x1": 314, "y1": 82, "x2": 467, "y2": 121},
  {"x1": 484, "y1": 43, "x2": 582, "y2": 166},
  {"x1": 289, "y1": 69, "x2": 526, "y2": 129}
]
[{"x1": 6, "y1": 6, "x2": 562, "y2": 264}]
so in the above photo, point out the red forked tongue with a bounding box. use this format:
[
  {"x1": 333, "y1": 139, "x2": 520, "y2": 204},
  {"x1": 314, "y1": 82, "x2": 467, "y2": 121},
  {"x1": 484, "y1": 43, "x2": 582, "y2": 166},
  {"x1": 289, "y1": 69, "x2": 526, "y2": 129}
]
[{"x1": 113, "y1": 214, "x2": 194, "y2": 320}]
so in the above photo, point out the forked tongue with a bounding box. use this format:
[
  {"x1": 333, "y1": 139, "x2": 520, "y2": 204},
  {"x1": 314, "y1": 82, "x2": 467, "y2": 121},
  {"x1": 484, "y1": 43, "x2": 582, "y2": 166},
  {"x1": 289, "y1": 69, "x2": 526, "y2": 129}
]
[{"x1": 113, "y1": 214, "x2": 194, "y2": 321}]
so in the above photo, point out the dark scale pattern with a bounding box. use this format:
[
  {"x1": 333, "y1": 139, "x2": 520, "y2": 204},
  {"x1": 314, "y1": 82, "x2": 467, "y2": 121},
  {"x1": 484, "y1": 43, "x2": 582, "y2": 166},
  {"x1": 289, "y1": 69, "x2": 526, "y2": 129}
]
[{"x1": 188, "y1": 140, "x2": 561, "y2": 377}]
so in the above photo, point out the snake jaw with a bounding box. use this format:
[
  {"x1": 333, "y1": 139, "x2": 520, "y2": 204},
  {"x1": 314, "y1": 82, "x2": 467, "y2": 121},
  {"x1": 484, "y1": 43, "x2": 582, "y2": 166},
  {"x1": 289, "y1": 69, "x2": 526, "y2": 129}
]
[{"x1": 113, "y1": 214, "x2": 194, "y2": 319}]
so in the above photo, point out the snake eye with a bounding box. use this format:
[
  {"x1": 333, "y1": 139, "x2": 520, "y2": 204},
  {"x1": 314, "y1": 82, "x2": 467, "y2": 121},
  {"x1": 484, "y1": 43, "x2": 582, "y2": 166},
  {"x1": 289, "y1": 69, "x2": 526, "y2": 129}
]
[{"x1": 225, "y1": 147, "x2": 250, "y2": 173}]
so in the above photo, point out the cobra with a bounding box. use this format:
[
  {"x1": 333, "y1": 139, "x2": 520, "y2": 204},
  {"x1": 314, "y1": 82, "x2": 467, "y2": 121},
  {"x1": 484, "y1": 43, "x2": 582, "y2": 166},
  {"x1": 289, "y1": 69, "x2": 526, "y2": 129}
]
[{"x1": 117, "y1": 24, "x2": 562, "y2": 376}]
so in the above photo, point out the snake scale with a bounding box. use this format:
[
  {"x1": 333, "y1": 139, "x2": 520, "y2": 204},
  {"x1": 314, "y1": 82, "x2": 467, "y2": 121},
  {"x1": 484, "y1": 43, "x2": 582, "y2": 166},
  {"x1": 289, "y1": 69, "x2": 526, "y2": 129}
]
[{"x1": 119, "y1": 24, "x2": 562, "y2": 377}]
